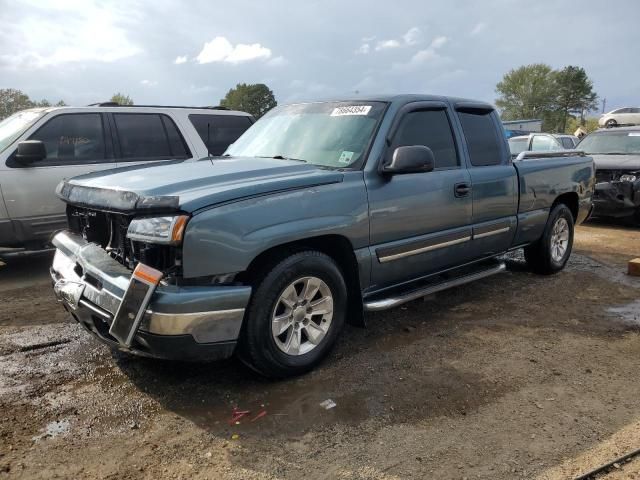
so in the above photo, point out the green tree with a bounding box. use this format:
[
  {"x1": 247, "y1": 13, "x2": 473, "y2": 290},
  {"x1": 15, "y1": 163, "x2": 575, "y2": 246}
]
[
  {"x1": 565, "y1": 116, "x2": 599, "y2": 135},
  {"x1": 554, "y1": 66, "x2": 598, "y2": 131},
  {"x1": 110, "y1": 93, "x2": 134, "y2": 105},
  {"x1": 495, "y1": 64, "x2": 560, "y2": 131},
  {"x1": 0, "y1": 88, "x2": 66, "y2": 121},
  {"x1": 220, "y1": 83, "x2": 276, "y2": 118}
]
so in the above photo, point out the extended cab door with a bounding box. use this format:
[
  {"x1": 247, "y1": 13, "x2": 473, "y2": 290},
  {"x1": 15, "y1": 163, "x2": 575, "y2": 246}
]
[
  {"x1": 2, "y1": 112, "x2": 116, "y2": 246},
  {"x1": 365, "y1": 102, "x2": 473, "y2": 290},
  {"x1": 453, "y1": 105, "x2": 518, "y2": 257}
]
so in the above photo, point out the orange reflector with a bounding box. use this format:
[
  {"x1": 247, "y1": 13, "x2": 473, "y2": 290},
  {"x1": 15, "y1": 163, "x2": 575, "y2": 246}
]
[
  {"x1": 133, "y1": 263, "x2": 163, "y2": 285},
  {"x1": 171, "y1": 215, "x2": 189, "y2": 243}
]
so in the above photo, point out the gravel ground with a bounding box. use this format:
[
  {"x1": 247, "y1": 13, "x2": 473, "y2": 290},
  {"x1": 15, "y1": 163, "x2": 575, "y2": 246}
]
[{"x1": 0, "y1": 221, "x2": 639, "y2": 479}]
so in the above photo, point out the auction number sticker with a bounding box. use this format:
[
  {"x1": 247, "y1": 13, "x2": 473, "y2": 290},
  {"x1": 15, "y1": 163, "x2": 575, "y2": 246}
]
[
  {"x1": 331, "y1": 105, "x2": 372, "y2": 116},
  {"x1": 338, "y1": 151, "x2": 355, "y2": 164}
]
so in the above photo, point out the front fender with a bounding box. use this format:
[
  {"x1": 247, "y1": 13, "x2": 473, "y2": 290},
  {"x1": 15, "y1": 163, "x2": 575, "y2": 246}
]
[{"x1": 182, "y1": 172, "x2": 369, "y2": 278}]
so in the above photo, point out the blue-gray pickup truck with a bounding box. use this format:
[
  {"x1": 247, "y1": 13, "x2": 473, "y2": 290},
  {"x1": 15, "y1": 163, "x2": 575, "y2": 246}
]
[{"x1": 50, "y1": 95, "x2": 595, "y2": 378}]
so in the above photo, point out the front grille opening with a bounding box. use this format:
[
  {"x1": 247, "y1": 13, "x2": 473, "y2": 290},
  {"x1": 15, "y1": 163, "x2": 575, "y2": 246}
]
[{"x1": 67, "y1": 205, "x2": 182, "y2": 276}]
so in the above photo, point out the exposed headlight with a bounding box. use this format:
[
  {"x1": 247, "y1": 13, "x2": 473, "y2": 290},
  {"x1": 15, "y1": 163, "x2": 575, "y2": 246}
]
[
  {"x1": 127, "y1": 215, "x2": 189, "y2": 245},
  {"x1": 619, "y1": 174, "x2": 637, "y2": 182}
]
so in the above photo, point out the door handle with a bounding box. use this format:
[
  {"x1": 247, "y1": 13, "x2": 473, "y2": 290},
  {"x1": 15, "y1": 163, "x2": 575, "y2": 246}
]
[{"x1": 455, "y1": 183, "x2": 471, "y2": 197}]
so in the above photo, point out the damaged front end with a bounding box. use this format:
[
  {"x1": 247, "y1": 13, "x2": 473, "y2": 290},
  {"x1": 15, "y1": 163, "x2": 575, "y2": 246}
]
[
  {"x1": 56, "y1": 180, "x2": 186, "y2": 279},
  {"x1": 593, "y1": 170, "x2": 640, "y2": 218}
]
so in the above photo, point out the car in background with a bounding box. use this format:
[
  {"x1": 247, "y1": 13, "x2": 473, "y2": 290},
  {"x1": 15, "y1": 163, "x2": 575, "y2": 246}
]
[
  {"x1": 508, "y1": 133, "x2": 579, "y2": 157},
  {"x1": 577, "y1": 126, "x2": 640, "y2": 222},
  {"x1": 0, "y1": 104, "x2": 254, "y2": 249},
  {"x1": 598, "y1": 107, "x2": 640, "y2": 128}
]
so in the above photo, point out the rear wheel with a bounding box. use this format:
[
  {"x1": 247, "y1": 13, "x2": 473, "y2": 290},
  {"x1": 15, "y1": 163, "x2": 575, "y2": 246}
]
[
  {"x1": 524, "y1": 204, "x2": 574, "y2": 274},
  {"x1": 238, "y1": 251, "x2": 347, "y2": 378}
]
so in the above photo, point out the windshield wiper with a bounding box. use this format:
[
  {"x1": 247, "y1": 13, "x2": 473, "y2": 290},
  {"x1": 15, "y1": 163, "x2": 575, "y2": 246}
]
[{"x1": 257, "y1": 155, "x2": 308, "y2": 163}]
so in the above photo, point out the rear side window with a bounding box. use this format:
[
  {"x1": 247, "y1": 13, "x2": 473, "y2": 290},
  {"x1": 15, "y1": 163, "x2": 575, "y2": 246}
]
[
  {"x1": 560, "y1": 137, "x2": 575, "y2": 149},
  {"x1": 390, "y1": 109, "x2": 459, "y2": 168},
  {"x1": 457, "y1": 110, "x2": 503, "y2": 166},
  {"x1": 28, "y1": 113, "x2": 106, "y2": 164},
  {"x1": 114, "y1": 113, "x2": 189, "y2": 160},
  {"x1": 189, "y1": 114, "x2": 252, "y2": 156}
]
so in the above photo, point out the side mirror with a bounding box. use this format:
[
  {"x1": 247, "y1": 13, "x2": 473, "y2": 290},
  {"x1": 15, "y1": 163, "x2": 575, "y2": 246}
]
[
  {"x1": 383, "y1": 145, "x2": 435, "y2": 175},
  {"x1": 15, "y1": 140, "x2": 47, "y2": 164}
]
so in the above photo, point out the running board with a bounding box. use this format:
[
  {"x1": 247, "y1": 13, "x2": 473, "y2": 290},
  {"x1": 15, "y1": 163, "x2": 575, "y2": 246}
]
[{"x1": 364, "y1": 261, "x2": 506, "y2": 312}]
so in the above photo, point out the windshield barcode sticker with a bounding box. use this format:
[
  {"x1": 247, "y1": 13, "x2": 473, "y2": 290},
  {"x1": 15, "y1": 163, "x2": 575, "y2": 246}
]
[
  {"x1": 331, "y1": 105, "x2": 372, "y2": 116},
  {"x1": 628, "y1": 132, "x2": 640, "y2": 136}
]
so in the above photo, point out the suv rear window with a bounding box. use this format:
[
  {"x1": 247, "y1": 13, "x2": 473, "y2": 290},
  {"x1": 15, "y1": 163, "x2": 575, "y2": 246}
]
[
  {"x1": 113, "y1": 113, "x2": 189, "y2": 160},
  {"x1": 189, "y1": 114, "x2": 252, "y2": 156},
  {"x1": 457, "y1": 110, "x2": 503, "y2": 166}
]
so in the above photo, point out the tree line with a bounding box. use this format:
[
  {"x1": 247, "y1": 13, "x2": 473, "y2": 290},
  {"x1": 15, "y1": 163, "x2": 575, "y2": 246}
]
[{"x1": 495, "y1": 64, "x2": 598, "y2": 133}]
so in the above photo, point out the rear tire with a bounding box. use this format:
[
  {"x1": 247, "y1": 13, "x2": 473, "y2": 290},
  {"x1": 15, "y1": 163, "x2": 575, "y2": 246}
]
[
  {"x1": 238, "y1": 251, "x2": 347, "y2": 379},
  {"x1": 524, "y1": 204, "x2": 574, "y2": 275}
]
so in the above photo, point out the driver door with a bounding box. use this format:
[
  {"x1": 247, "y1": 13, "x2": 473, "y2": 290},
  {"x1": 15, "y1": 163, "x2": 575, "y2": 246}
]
[{"x1": 365, "y1": 102, "x2": 473, "y2": 291}]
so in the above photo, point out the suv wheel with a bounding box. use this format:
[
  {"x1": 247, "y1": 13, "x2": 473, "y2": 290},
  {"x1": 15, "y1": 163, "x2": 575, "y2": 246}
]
[
  {"x1": 524, "y1": 204, "x2": 575, "y2": 275},
  {"x1": 238, "y1": 251, "x2": 347, "y2": 378}
]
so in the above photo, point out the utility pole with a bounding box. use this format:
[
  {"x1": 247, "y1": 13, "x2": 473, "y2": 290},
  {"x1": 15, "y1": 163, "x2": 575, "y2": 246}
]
[{"x1": 601, "y1": 98, "x2": 606, "y2": 114}]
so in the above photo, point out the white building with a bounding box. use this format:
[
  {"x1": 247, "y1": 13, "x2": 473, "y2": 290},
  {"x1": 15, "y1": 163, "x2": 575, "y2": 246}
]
[{"x1": 502, "y1": 119, "x2": 542, "y2": 133}]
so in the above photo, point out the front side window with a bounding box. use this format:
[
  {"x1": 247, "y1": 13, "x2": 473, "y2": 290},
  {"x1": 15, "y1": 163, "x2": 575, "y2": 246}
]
[
  {"x1": 390, "y1": 109, "x2": 459, "y2": 168},
  {"x1": 0, "y1": 110, "x2": 46, "y2": 153},
  {"x1": 225, "y1": 101, "x2": 387, "y2": 169},
  {"x1": 28, "y1": 113, "x2": 105, "y2": 163},
  {"x1": 457, "y1": 109, "x2": 503, "y2": 166},
  {"x1": 560, "y1": 137, "x2": 575, "y2": 149},
  {"x1": 189, "y1": 114, "x2": 252, "y2": 156},
  {"x1": 114, "y1": 113, "x2": 186, "y2": 160}
]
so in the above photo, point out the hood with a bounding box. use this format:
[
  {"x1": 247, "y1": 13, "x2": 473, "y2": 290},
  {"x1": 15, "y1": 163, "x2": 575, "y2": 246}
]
[
  {"x1": 57, "y1": 157, "x2": 344, "y2": 213},
  {"x1": 591, "y1": 154, "x2": 640, "y2": 171}
]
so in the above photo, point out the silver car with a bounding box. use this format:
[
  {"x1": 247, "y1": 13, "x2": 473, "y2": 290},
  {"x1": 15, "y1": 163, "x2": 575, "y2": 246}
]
[
  {"x1": 0, "y1": 104, "x2": 253, "y2": 249},
  {"x1": 598, "y1": 107, "x2": 640, "y2": 128},
  {"x1": 508, "y1": 133, "x2": 579, "y2": 156}
]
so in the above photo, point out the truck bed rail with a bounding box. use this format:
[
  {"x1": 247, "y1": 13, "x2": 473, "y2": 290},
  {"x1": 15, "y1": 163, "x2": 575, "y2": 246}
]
[{"x1": 515, "y1": 150, "x2": 585, "y2": 161}]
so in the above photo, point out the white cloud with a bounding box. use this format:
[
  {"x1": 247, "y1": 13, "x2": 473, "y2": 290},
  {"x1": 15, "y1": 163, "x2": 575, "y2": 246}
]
[
  {"x1": 375, "y1": 39, "x2": 401, "y2": 51},
  {"x1": 267, "y1": 55, "x2": 288, "y2": 67},
  {"x1": 403, "y1": 27, "x2": 422, "y2": 46},
  {"x1": 392, "y1": 35, "x2": 450, "y2": 72},
  {"x1": 355, "y1": 43, "x2": 371, "y2": 55},
  {"x1": 429, "y1": 36, "x2": 448, "y2": 49},
  {"x1": 140, "y1": 79, "x2": 158, "y2": 86},
  {"x1": 0, "y1": 1, "x2": 142, "y2": 69},
  {"x1": 174, "y1": 55, "x2": 188, "y2": 64},
  {"x1": 195, "y1": 36, "x2": 272, "y2": 64},
  {"x1": 358, "y1": 27, "x2": 423, "y2": 54},
  {"x1": 470, "y1": 22, "x2": 487, "y2": 36}
]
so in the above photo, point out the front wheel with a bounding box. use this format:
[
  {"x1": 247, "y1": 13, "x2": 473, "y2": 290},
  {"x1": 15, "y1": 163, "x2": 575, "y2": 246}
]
[
  {"x1": 605, "y1": 119, "x2": 617, "y2": 128},
  {"x1": 524, "y1": 204, "x2": 575, "y2": 275},
  {"x1": 238, "y1": 251, "x2": 347, "y2": 378}
]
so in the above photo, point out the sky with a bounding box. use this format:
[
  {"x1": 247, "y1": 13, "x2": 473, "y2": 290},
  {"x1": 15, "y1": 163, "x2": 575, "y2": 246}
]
[{"x1": 1, "y1": 0, "x2": 639, "y2": 113}]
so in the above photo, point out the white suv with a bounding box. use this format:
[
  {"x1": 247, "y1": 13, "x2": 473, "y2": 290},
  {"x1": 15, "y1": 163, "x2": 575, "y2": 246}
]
[
  {"x1": 599, "y1": 107, "x2": 640, "y2": 128},
  {"x1": 0, "y1": 104, "x2": 254, "y2": 249}
]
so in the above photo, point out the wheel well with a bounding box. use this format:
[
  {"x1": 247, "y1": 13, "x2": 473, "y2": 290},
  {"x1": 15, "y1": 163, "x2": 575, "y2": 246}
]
[
  {"x1": 552, "y1": 192, "x2": 579, "y2": 221},
  {"x1": 239, "y1": 235, "x2": 365, "y2": 327}
]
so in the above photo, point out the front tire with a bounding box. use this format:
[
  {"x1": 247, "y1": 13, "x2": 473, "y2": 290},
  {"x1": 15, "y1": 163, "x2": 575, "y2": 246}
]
[
  {"x1": 238, "y1": 251, "x2": 347, "y2": 378},
  {"x1": 524, "y1": 204, "x2": 575, "y2": 275},
  {"x1": 605, "y1": 119, "x2": 617, "y2": 128}
]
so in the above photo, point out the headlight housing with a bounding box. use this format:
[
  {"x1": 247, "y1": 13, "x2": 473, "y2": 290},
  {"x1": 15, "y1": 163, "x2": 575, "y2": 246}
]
[
  {"x1": 619, "y1": 174, "x2": 637, "y2": 183},
  {"x1": 126, "y1": 215, "x2": 189, "y2": 245}
]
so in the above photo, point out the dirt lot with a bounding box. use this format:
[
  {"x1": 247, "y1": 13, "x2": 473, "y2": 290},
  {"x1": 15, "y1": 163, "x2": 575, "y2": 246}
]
[{"x1": 1, "y1": 221, "x2": 639, "y2": 480}]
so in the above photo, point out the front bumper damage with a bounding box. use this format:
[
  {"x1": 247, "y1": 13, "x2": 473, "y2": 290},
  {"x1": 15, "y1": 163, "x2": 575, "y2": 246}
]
[
  {"x1": 593, "y1": 180, "x2": 640, "y2": 218},
  {"x1": 50, "y1": 231, "x2": 251, "y2": 360}
]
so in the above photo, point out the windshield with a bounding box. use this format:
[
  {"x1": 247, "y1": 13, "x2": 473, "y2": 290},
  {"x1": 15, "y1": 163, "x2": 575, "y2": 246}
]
[
  {"x1": 508, "y1": 137, "x2": 528, "y2": 155},
  {"x1": 578, "y1": 131, "x2": 640, "y2": 154},
  {"x1": 225, "y1": 101, "x2": 387, "y2": 168},
  {"x1": 0, "y1": 110, "x2": 46, "y2": 153}
]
